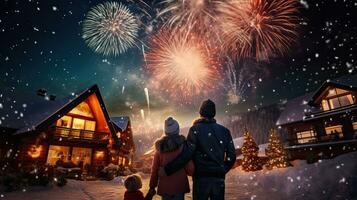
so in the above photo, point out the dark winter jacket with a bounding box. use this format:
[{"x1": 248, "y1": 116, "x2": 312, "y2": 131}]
[{"x1": 164, "y1": 118, "x2": 236, "y2": 179}]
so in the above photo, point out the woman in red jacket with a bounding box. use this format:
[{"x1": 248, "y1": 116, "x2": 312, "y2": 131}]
[{"x1": 147, "y1": 117, "x2": 194, "y2": 200}]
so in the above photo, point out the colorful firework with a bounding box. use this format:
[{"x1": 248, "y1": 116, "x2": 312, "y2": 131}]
[
  {"x1": 82, "y1": 2, "x2": 139, "y2": 56},
  {"x1": 145, "y1": 29, "x2": 221, "y2": 101},
  {"x1": 225, "y1": 58, "x2": 268, "y2": 104},
  {"x1": 218, "y1": 0, "x2": 300, "y2": 61},
  {"x1": 159, "y1": 0, "x2": 221, "y2": 27},
  {"x1": 158, "y1": 0, "x2": 224, "y2": 49}
]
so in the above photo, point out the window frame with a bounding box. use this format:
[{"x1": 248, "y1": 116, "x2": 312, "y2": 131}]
[
  {"x1": 321, "y1": 88, "x2": 355, "y2": 111},
  {"x1": 296, "y1": 129, "x2": 317, "y2": 144}
]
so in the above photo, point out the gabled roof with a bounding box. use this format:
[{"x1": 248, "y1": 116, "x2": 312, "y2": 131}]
[
  {"x1": 276, "y1": 73, "x2": 357, "y2": 126},
  {"x1": 0, "y1": 85, "x2": 117, "y2": 142},
  {"x1": 310, "y1": 73, "x2": 357, "y2": 106},
  {"x1": 111, "y1": 116, "x2": 130, "y2": 132}
]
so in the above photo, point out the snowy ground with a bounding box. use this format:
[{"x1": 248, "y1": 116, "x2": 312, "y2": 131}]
[{"x1": 3, "y1": 151, "x2": 357, "y2": 200}]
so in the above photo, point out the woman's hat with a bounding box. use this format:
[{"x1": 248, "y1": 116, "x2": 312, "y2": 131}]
[{"x1": 164, "y1": 117, "x2": 180, "y2": 136}]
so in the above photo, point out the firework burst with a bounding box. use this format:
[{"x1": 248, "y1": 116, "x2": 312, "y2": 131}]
[
  {"x1": 225, "y1": 58, "x2": 268, "y2": 104},
  {"x1": 158, "y1": 0, "x2": 224, "y2": 49},
  {"x1": 145, "y1": 29, "x2": 221, "y2": 102},
  {"x1": 159, "y1": 0, "x2": 221, "y2": 27},
  {"x1": 82, "y1": 2, "x2": 139, "y2": 56},
  {"x1": 218, "y1": 0, "x2": 300, "y2": 61}
]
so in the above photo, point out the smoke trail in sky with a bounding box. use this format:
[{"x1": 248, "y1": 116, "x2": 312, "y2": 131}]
[
  {"x1": 144, "y1": 87, "x2": 150, "y2": 116},
  {"x1": 140, "y1": 109, "x2": 145, "y2": 120}
]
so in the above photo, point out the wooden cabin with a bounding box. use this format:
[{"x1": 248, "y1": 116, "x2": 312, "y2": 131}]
[
  {"x1": 277, "y1": 74, "x2": 357, "y2": 161},
  {"x1": 0, "y1": 85, "x2": 121, "y2": 170},
  {"x1": 110, "y1": 116, "x2": 135, "y2": 167}
]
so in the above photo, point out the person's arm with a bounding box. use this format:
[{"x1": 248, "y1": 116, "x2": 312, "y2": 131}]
[
  {"x1": 224, "y1": 129, "x2": 237, "y2": 173},
  {"x1": 184, "y1": 160, "x2": 195, "y2": 176},
  {"x1": 164, "y1": 127, "x2": 197, "y2": 176},
  {"x1": 149, "y1": 151, "x2": 160, "y2": 189}
]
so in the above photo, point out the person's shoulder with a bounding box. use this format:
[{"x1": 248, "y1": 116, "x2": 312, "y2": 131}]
[
  {"x1": 215, "y1": 123, "x2": 230, "y2": 133},
  {"x1": 215, "y1": 122, "x2": 226, "y2": 129}
]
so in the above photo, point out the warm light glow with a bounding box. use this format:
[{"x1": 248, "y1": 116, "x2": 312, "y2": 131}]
[
  {"x1": 171, "y1": 47, "x2": 207, "y2": 85},
  {"x1": 69, "y1": 102, "x2": 94, "y2": 118},
  {"x1": 146, "y1": 29, "x2": 221, "y2": 101},
  {"x1": 27, "y1": 145, "x2": 43, "y2": 158},
  {"x1": 95, "y1": 151, "x2": 105, "y2": 159}
]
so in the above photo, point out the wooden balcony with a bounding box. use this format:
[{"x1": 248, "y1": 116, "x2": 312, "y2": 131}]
[
  {"x1": 287, "y1": 132, "x2": 357, "y2": 146},
  {"x1": 52, "y1": 126, "x2": 109, "y2": 144}
]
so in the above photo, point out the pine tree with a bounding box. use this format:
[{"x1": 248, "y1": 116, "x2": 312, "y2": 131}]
[
  {"x1": 265, "y1": 129, "x2": 290, "y2": 170},
  {"x1": 241, "y1": 130, "x2": 262, "y2": 171}
]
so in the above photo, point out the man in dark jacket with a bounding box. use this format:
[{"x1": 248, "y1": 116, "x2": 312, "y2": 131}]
[{"x1": 161, "y1": 99, "x2": 236, "y2": 200}]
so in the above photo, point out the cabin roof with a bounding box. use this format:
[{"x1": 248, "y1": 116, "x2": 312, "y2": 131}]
[
  {"x1": 0, "y1": 85, "x2": 115, "y2": 136},
  {"x1": 111, "y1": 116, "x2": 130, "y2": 132},
  {"x1": 276, "y1": 92, "x2": 314, "y2": 126},
  {"x1": 276, "y1": 73, "x2": 357, "y2": 126},
  {"x1": 310, "y1": 73, "x2": 357, "y2": 105}
]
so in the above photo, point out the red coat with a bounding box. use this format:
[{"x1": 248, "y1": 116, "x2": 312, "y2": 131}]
[
  {"x1": 149, "y1": 145, "x2": 194, "y2": 196},
  {"x1": 124, "y1": 190, "x2": 144, "y2": 200}
]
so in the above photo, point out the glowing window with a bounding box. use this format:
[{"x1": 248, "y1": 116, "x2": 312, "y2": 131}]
[
  {"x1": 72, "y1": 118, "x2": 85, "y2": 130},
  {"x1": 322, "y1": 100, "x2": 330, "y2": 111},
  {"x1": 46, "y1": 145, "x2": 70, "y2": 165},
  {"x1": 322, "y1": 88, "x2": 354, "y2": 111},
  {"x1": 325, "y1": 125, "x2": 343, "y2": 138},
  {"x1": 328, "y1": 98, "x2": 340, "y2": 109},
  {"x1": 69, "y1": 102, "x2": 94, "y2": 118},
  {"x1": 95, "y1": 151, "x2": 105, "y2": 159},
  {"x1": 56, "y1": 116, "x2": 72, "y2": 128},
  {"x1": 85, "y1": 120, "x2": 96, "y2": 131},
  {"x1": 296, "y1": 130, "x2": 316, "y2": 144},
  {"x1": 339, "y1": 94, "x2": 354, "y2": 107},
  {"x1": 71, "y1": 147, "x2": 92, "y2": 167}
]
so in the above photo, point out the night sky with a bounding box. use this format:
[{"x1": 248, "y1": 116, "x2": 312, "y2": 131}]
[{"x1": 1, "y1": 0, "x2": 357, "y2": 129}]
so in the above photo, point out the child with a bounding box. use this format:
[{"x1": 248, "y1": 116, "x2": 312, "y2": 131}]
[
  {"x1": 124, "y1": 174, "x2": 145, "y2": 200},
  {"x1": 147, "y1": 117, "x2": 194, "y2": 200}
]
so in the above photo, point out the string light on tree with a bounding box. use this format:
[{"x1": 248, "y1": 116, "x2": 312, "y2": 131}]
[
  {"x1": 265, "y1": 129, "x2": 290, "y2": 169},
  {"x1": 241, "y1": 130, "x2": 262, "y2": 172}
]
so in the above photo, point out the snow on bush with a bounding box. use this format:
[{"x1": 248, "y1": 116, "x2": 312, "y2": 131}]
[{"x1": 228, "y1": 151, "x2": 357, "y2": 199}]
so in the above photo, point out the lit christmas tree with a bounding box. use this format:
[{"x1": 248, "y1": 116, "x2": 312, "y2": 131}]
[
  {"x1": 241, "y1": 130, "x2": 262, "y2": 171},
  {"x1": 265, "y1": 129, "x2": 290, "y2": 170}
]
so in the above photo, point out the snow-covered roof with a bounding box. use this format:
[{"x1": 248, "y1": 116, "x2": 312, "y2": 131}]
[
  {"x1": 111, "y1": 116, "x2": 130, "y2": 132},
  {"x1": 276, "y1": 73, "x2": 357, "y2": 126},
  {"x1": 276, "y1": 93, "x2": 314, "y2": 126},
  {"x1": 0, "y1": 84, "x2": 111, "y2": 135},
  {"x1": 328, "y1": 73, "x2": 357, "y2": 88}
]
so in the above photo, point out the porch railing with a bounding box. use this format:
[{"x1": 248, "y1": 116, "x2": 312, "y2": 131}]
[
  {"x1": 287, "y1": 133, "x2": 348, "y2": 146},
  {"x1": 52, "y1": 126, "x2": 109, "y2": 144}
]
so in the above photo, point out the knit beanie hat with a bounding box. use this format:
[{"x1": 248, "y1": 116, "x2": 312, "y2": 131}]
[
  {"x1": 164, "y1": 117, "x2": 180, "y2": 136},
  {"x1": 199, "y1": 99, "x2": 216, "y2": 118}
]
